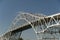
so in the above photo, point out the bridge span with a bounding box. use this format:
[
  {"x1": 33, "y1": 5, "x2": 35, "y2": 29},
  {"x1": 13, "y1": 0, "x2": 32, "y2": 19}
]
[{"x1": 1, "y1": 12, "x2": 60, "y2": 40}]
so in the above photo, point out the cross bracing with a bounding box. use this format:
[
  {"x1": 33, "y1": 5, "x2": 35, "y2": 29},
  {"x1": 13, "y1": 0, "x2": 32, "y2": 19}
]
[{"x1": 0, "y1": 12, "x2": 60, "y2": 40}]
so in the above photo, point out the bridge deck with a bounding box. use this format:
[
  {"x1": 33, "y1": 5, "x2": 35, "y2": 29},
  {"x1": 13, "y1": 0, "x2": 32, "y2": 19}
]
[
  {"x1": 2, "y1": 13, "x2": 60, "y2": 37},
  {"x1": 11, "y1": 13, "x2": 60, "y2": 33}
]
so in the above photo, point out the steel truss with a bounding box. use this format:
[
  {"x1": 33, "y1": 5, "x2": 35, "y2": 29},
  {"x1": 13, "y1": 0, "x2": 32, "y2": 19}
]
[{"x1": 1, "y1": 12, "x2": 60, "y2": 40}]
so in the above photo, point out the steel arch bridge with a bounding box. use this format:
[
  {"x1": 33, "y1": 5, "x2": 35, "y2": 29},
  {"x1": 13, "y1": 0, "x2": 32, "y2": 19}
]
[{"x1": 0, "y1": 12, "x2": 60, "y2": 40}]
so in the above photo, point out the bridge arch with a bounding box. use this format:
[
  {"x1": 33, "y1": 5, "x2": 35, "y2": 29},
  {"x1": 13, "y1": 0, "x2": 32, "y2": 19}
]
[{"x1": 1, "y1": 12, "x2": 60, "y2": 40}]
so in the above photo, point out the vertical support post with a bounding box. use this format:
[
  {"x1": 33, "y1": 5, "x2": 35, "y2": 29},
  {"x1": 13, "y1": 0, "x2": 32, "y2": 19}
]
[{"x1": 8, "y1": 31, "x2": 22, "y2": 40}]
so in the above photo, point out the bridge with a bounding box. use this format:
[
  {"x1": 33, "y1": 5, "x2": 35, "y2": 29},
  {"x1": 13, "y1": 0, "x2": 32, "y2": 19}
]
[{"x1": 0, "y1": 12, "x2": 60, "y2": 40}]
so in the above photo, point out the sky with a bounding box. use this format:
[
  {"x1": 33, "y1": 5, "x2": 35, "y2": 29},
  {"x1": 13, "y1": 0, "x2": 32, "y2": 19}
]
[{"x1": 0, "y1": 0, "x2": 60, "y2": 40}]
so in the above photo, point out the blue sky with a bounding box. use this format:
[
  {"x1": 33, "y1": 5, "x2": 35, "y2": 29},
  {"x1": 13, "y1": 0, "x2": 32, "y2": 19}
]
[{"x1": 0, "y1": 0, "x2": 60, "y2": 40}]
